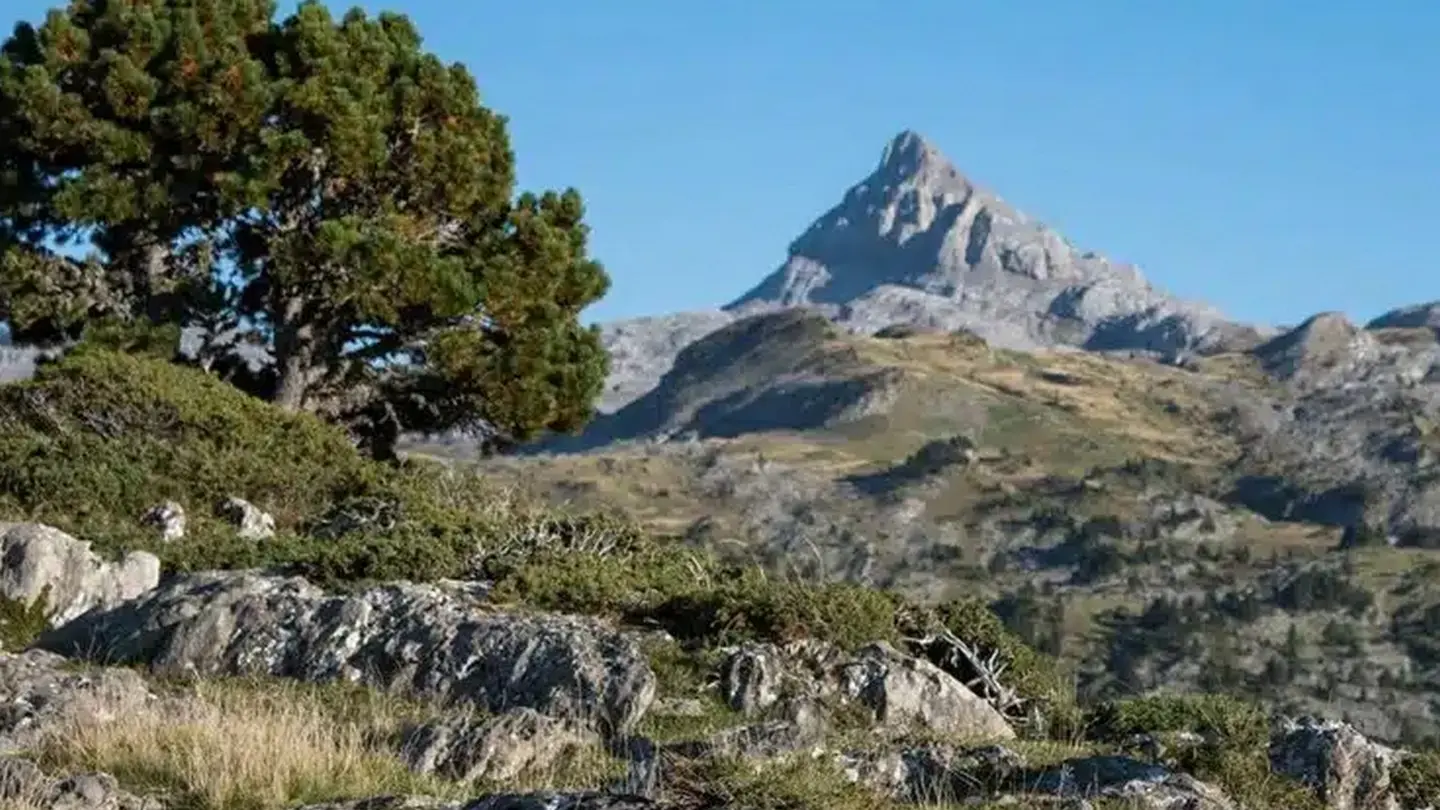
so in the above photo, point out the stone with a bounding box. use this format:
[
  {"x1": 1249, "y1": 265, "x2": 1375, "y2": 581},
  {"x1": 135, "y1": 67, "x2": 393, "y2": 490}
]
[
  {"x1": 1270, "y1": 716, "x2": 1402, "y2": 810},
  {"x1": 718, "y1": 639, "x2": 1014, "y2": 741},
  {"x1": 0, "y1": 765, "x2": 163, "y2": 810},
  {"x1": 398, "y1": 708, "x2": 599, "y2": 784},
  {"x1": 840, "y1": 642, "x2": 1016, "y2": 740},
  {"x1": 0, "y1": 523, "x2": 160, "y2": 629},
  {"x1": 36, "y1": 571, "x2": 657, "y2": 738},
  {"x1": 295, "y1": 795, "x2": 657, "y2": 810},
  {"x1": 139, "y1": 501, "x2": 185, "y2": 542},
  {"x1": 216, "y1": 497, "x2": 276, "y2": 540},
  {"x1": 0, "y1": 650, "x2": 163, "y2": 756},
  {"x1": 719, "y1": 642, "x2": 789, "y2": 716}
]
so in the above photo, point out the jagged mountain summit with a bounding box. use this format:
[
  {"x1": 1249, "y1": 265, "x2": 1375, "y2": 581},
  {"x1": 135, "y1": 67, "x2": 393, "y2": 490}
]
[{"x1": 597, "y1": 130, "x2": 1267, "y2": 413}]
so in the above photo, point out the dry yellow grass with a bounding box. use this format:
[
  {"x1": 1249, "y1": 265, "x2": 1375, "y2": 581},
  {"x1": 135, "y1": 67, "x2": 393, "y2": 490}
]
[
  {"x1": 19, "y1": 675, "x2": 624, "y2": 810},
  {"x1": 33, "y1": 678, "x2": 455, "y2": 810}
]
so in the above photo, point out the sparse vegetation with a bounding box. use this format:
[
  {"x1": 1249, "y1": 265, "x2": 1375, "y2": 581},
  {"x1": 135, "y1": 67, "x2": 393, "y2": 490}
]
[
  {"x1": 667, "y1": 756, "x2": 884, "y2": 810},
  {"x1": 3, "y1": 320, "x2": 1440, "y2": 808},
  {"x1": 0, "y1": 587, "x2": 50, "y2": 651}
]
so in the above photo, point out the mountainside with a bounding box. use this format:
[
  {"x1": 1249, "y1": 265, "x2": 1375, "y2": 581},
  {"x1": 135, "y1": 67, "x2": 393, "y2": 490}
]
[
  {"x1": 594, "y1": 130, "x2": 1271, "y2": 413},
  {"x1": 417, "y1": 303, "x2": 1440, "y2": 746}
]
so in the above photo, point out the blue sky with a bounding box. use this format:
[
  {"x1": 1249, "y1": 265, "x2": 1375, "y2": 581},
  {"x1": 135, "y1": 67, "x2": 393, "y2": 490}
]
[{"x1": 9, "y1": 1, "x2": 1440, "y2": 327}]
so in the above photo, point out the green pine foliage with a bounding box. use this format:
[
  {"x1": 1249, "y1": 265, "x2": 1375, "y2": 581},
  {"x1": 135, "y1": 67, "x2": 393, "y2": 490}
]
[{"x1": 0, "y1": 0, "x2": 610, "y2": 457}]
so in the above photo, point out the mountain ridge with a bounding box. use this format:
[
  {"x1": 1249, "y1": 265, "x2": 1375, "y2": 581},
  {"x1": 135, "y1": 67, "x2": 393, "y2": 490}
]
[{"x1": 597, "y1": 130, "x2": 1273, "y2": 413}]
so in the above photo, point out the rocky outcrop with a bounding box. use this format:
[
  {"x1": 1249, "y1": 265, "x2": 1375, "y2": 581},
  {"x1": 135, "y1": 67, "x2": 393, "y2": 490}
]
[
  {"x1": 1251, "y1": 312, "x2": 1373, "y2": 382},
  {"x1": 34, "y1": 571, "x2": 657, "y2": 737},
  {"x1": 399, "y1": 708, "x2": 600, "y2": 785},
  {"x1": 718, "y1": 639, "x2": 1015, "y2": 740},
  {"x1": 836, "y1": 743, "x2": 1236, "y2": 808},
  {"x1": 0, "y1": 523, "x2": 159, "y2": 628},
  {"x1": 0, "y1": 650, "x2": 164, "y2": 755},
  {"x1": 1270, "y1": 717, "x2": 1404, "y2": 810},
  {"x1": 0, "y1": 757, "x2": 161, "y2": 810}
]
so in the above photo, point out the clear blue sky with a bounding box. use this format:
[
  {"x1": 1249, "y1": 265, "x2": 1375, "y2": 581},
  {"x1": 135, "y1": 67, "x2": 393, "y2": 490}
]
[{"x1": 9, "y1": 1, "x2": 1440, "y2": 327}]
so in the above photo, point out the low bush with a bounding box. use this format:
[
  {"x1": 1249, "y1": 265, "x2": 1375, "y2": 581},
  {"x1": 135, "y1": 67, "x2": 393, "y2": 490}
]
[
  {"x1": 0, "y1": 587, "x2": 51, "y2": 651},
  {"x1": 1393, "y1": 751, "x2": 1440, "y2": 808},
  {"x1": 1083, "y1": 693, "x2": 1268, "y2": 749},
  {"x1": 1082, "y1": 694, "x2": 1324, "y2": 809},
  {"x1": 0, "y1": 349, "x2": 646, "y2": 588}
]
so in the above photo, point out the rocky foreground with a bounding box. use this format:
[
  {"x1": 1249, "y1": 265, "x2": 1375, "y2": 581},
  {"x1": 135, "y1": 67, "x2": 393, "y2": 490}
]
[{"x1": 1, "y1": 520, "x2": 1435, "y2": 810}]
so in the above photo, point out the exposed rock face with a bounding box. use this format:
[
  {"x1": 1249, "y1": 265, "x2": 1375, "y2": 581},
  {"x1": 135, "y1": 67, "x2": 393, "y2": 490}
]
[
  {"x1": 1232, "y1": 311, "x2": 1440, "y2": 541},
  {"x1": 1252, "y1": 312, "x2": 1372, "y2": 381},
  {"x1": 727, "y1": 130, "x2": 1247, "y2": 355},
  {"x1": 1270, "y1": 716, "x2": 1403, "y2": 810},
  {"x1": 0, "y1": 650, "x2": 163, "y2": 756},
  {"x1": 35, "y1": 571, "x2": 657, "y2": 737},
  {"x1": 718, "y1": 639, "x2": 1015, "y2": 741},
  {"x1": 399, "y1": 708, "x2": 600, "y2": 784},
  {"x1": 0, "y1": 523, "x2": 160, "y2": 628}
]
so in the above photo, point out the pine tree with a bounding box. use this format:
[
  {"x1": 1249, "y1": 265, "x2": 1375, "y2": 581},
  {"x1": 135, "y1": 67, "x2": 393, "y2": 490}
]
[{"x1": 1, "y1": 0, "x2": 610, "y2": 457}]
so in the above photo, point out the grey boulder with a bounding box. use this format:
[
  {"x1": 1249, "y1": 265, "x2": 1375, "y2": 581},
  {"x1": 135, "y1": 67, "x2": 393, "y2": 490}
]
[
  {"x1": 35, "y1": 571, "x2": 657, "y2": 737},
  {"x1": 0, "y1": 523, "x2": 160, "y2": 629}
]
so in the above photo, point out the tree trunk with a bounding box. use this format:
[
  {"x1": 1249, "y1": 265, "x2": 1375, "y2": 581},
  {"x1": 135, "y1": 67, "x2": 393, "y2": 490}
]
[
  {"x1": 272, "y1": 296, "x2": 318, "y2": 412},
  {"x1": 272, "y1": 343, "x2": 313, "y2": 411}
]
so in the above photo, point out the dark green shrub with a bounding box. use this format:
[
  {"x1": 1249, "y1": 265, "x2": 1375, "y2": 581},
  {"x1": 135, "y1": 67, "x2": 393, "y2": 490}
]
[
  {"x1": 0, "y1": 349, "x2": 371, "y2": 541},
  {"x1": 0, "y1": 349, "x2": 647, "y2": 589},
  {"x1": 1394, "y1": 751, "x2": 1440, "y2": 808},
  {"x1": 653, "y1": 574, "x2": 905, "y2": 650},
  {"x1": 1084, "y1": 693, "x2": 1268, "y2": 749},
  {"x1": 0, "y1": 586, "x2": 51, "y2": 650}
]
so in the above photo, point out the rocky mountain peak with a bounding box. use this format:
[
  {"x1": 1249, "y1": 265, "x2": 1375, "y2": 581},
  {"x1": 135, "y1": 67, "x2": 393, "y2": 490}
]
[
  {"x1": 724, "y1": 131, "x2": 1239, "y2": 355},
  {"x1": 875, "y1": 129, "x2": 959, "y2": 189},
  {"x1": 1251, "y1": 311, "x2": 1369, "y2": 381},
  {"x1": 592, "y1": 131, "x2": 1266, "y2": 415}
]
